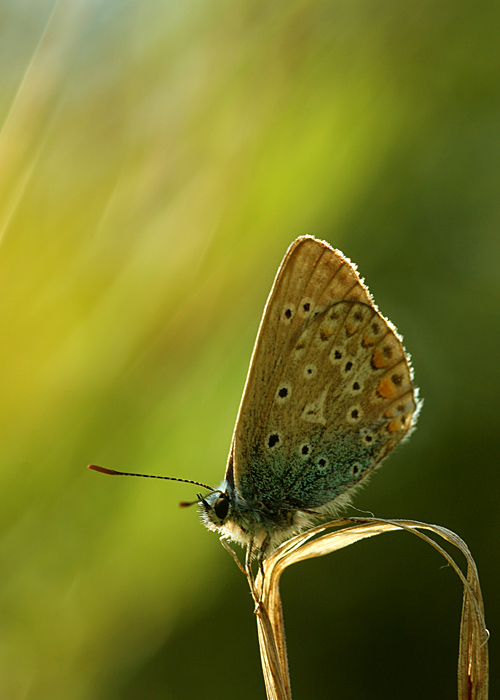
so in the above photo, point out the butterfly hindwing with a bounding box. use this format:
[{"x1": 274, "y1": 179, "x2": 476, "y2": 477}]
[{"x1": 229, "y1": 237, "x2": 417, "y2": 511}]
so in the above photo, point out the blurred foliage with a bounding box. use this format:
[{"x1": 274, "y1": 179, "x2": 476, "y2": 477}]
[{"x1": 0, "y1": 0, "x2": 499, "y2": 698}]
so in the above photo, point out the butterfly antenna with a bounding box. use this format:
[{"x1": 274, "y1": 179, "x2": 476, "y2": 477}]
[{"x1": 88, "y1": 465, "x2": 213, "y2": 493}]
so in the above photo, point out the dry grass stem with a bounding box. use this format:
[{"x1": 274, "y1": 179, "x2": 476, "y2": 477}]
[{"x1": 230, "y1": 517, "x2": 488, "y2": 700}]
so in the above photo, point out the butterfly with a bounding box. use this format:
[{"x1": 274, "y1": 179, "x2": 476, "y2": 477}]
[{"x1": 90, "y1": 236, "x2": 420, "y2": 568}]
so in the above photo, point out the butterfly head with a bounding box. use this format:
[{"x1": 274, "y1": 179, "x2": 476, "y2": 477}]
[
  {"x1": 199, "y1": 487, "x2": 232, "y2": 527},
  {"x1": 198, "y1": 479, "x2": 258, "y2": 549}
]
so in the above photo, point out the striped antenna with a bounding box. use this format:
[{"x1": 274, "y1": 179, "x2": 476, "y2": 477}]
[{"x1": 88, "y1": 464, "x2": 213, "y2": 492}]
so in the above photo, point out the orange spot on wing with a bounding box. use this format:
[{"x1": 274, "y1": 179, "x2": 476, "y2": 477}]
[
  {"x1": 377, "y1": 378, "x2": 396, "y2": 399},
  {"x1": 372, "y1": 347, "x2": 387, "y2": 368},
  {"x1": 388, "y1": 418, "x2": 402, "y2": 433}
]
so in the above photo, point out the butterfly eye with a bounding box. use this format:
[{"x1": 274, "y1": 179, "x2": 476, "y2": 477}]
[{"x1": 214, "y1": 495, "x2": 230, "y2": 521}]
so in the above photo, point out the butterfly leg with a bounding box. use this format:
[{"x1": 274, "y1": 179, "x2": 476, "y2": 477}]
[
  {"x1": 258, "y1": 535, "x2": 270, "y2": 577},
  {"x1": 220, "y1": 537, "x2": 246, "y2": 575}
]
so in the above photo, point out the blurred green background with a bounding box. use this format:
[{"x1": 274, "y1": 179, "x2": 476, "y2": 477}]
[{"x1": 1, "y1": 1, "x2": 498, "y2": 698}]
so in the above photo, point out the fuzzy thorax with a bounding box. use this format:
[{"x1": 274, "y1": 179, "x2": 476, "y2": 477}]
[{"x1": 199, "y1": 478, "x2": 350, "y2": 556}]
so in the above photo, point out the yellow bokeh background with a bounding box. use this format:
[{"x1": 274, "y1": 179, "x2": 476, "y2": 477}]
[{"x1": 1, "y1": 2, "x2": 499, "y2": 698}]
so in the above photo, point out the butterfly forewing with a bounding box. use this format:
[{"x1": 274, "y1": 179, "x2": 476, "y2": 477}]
[{"x1": 230, "y1": 236, "x2": 417, "y2": 511}]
